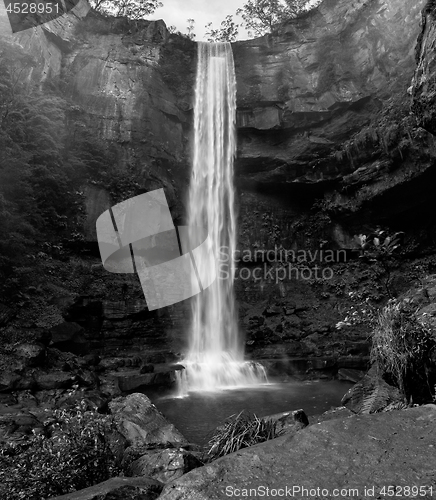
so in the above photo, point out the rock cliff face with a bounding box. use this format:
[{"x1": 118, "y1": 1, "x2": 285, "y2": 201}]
[
  {"x1": 233, "y1": 0, "x2": 426, "y2": 183},
  {"x1": 232, "y1": 0, "x2": 436, "y2": 260},
  {"x1": 1, "y1": 0, "x2": 427, "y2": 211},
  {"x1": 0, "y1": 0, "x2": 427, "y2": 231},
  {"x1": 413, "y1": 0, "x2": 436, "y2": 134},
  {"x1": 0, "y1": 0, "x2": 196, "y2": 231}
]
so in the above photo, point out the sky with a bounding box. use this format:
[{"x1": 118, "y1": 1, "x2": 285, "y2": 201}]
[
  {"x1": 150, "y1": 0, "x2": 253, "y2": 41},
  {"x1": 150, "y1": 0, "x2": 320, "y2": 41}
]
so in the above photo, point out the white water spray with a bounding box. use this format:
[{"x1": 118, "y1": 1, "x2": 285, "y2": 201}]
[{"x1": 178, "y1": 42, "x2": 267, "y2": 394}]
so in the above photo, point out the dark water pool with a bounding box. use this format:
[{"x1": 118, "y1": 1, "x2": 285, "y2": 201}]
[{"x1": 144, "y1": 379, "x2": 352, "y2": 446}]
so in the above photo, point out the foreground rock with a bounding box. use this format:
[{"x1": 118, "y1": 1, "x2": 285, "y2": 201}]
[
  {"x1": 159, "y1": 405, "x2": 436, "y2": 499},
  {"x1": 51, "y1": 477, "x2": 163, "y2": 500},
  {"x1": 263, "y1": 408, "x2": 309, "y2": 435},
  {"x1": 109, "y1": 393, "x2": 187, "y2": 448},
  {"x1": 108, "y1": 393, "x2": 201, "y2": 483},
  {"x1": 126, "y1": 448, "x2": 202, "y2": 483}
]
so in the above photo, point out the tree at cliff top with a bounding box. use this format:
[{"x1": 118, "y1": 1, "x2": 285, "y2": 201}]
[
  {"x1": 90, "y1": 0, "x2": 162, "y2": 19},
  {"x1": 237, "y1": 0, "x2": 318, "y2": 37},
  {"x1": 186, "y1": 18, "x2": 196, "y2": 40},
  {"x1": 205, "y1": 15, "x2": 239, "y2": 43},
  {"x1": 204, "y1": 0, "x2": 319, "y2": 41}
]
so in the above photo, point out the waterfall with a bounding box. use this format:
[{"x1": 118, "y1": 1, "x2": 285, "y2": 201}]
[{"x1": 178, "y1": 42, "x2": 267, "y2": 393}]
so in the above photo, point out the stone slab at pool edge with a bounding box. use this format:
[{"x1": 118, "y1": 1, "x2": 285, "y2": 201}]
[{"x1": 159, "y1": 405, "x2": 436, "y2": 499}]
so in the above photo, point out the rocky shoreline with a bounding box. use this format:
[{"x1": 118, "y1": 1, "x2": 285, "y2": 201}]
[{"x1": 2, "y1": 271, "x2": 436, "y2": 498}]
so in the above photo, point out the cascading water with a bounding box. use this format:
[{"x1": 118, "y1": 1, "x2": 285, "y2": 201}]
[{"x1": 178, "y1": 42, "x2": 267, "y2": 394}]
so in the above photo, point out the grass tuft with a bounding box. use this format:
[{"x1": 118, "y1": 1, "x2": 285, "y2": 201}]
[
  {"x1": 207, "y1": 410, "x2": 281, "y2": 460},
  {"x1": 370, "y1": 300, "x2": 436, "y2": 400}
]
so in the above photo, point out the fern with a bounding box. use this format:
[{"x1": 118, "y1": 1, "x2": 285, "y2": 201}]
[
  {"x1": 360, "y1": 385, "x2": 392, "y2": 414},
  {"x1": 342, "y1": 365, "x2": 404, "y2": 414},
  {"x1": 383, "y1": 401, "x2": 408, "y2": 412},
  {"x1": 347, "y1": 381, "x2": 364, "y2": 412}
]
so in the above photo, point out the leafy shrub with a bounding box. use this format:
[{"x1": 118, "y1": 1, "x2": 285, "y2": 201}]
[
  {"x1": 335, "y1": 289, "x2": 381, "y2": 330},
  {"x1": 354, "y1": 229, "x2": 404, "y2": 298},
  {"x1": 207, "y1": 410, "x2": 280, "y2": 459},
  {"x1": 0, "y1": 401, "x2": 121, "y2": 500},
  {"x1": 370, "y1": 301, "x2": 436, "y2": 401},
  {"x1": 355, "y1": 230, "x2": 404, "y2": 261}
]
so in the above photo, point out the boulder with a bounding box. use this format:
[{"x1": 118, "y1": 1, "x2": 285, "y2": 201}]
[
  {"x1": 16, "y1": 390, "x2": 38, "y2": 407},
  {"x1": 263, "y1": 304, "x2": 282, "y2": 317},
  {"x1": 109, "y1": 393, "x2": 187, "y2": 448},
  {"x1": 114, "y1": 368, "x2": 180, "y2": 392},
  {"x1": 11, "y1": 412, "x2": 40, "y2": 435},
  {"x1": 0, "y1": 372, "x2": 21, "y2": 392},
  {"x1": 0, "y1": 408, "x2": 44, "y2": 442},
  {"x1": 34, "y1": 370, "x2": 76, "y2": 390},
  {"x1": 49, "y1": 322, "x2": 89, "y2": 355},
  {"x1": 0, "y1": 352, "x2": 29, "y2": 392},
  {"x1": 126, "y1": 448, "x2": 202, "y2": 483},
  {"x1": 45, "y1": 348, "x2": 87, "y2": 370},
  {"x1": 0, "y1": 393, "x2": 16, "y2": 405},
  {"x1": 263, "y1": 408, "x2": 309, "y2": 436},
  {"x1": 76, "y1": 369, "x2": 98, "y2": 387},
  {"x1": 34, "y1": 389, "x2": 65, "y2": 407},
  {"x1": 99, "y1": 358, "x2": 125, "y2": 371},
  {"x1": 309, "y1": 406, "x2": 355, "y2": 425},
  {"x1": 159, "y1": 405, "x2": 436, "y2": 500},
  {"x1": 99, "y1": 374, "x2": 123, "y2": 398},
  {"x1": 83, "y1": 353, "x2": 100, "y2": 366},
  {"x1": 15, "y1": 375, "x2": 36, "y2": 391},
  {"x1": 99, "y1": 357, "x2": 142, "y2": 371},
  {"x1": 49, "y1": 476, "x2": 163, "y2": 500},
  {"x1": 14, "y1": 343, "x2": 45, "y2": 367}
]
